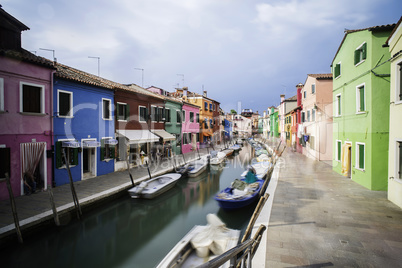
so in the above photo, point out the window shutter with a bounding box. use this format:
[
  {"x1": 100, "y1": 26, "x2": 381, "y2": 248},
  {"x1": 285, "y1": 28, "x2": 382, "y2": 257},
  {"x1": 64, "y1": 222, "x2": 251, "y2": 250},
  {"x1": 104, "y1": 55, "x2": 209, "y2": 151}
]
[
  {"x1": 337, "y1": 142, "x2": 341, "y2": 161},
  {"x1": 354, "y1": 49, "x2": 359, "y2": 65},
  {"x1": 362, "y1": 43, "x2": 367, "y2": 60},
  {"x1": 110, "y1": 145, "x2": 116, "y2": 159},
  {"x1": 72, "y1": 148, "x2": 79, "y2": 166},
  {"x1": 100, "y1": 139, "x2": 105, "y2": 161},
  {"x1": 124, "y1": 104, "x2": 130, "y2": 120},
  {"x1": 359, "y1": 144, "x2": 364, "y2": 169},
  {"x1": 335, "y1": 64, "x2": 340, "y2": 77},
  {"x1": 56, "y1": 141, "x2": 62, "y2": 168},
  {"x1": 399, "y1": 142, "x2": 402, "y2": 178},
  {"x1": 360, "y1": 87, "x2": 365, "y2": 111}
]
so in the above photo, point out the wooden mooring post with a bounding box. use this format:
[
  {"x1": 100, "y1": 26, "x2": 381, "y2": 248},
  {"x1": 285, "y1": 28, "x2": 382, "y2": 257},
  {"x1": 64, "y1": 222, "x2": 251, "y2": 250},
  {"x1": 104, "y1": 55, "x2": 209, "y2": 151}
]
[
  {"x1": 241, "y1": 193, "x2": 269, "y2": 243},
  {"x1": 126, "y1": 156, "x2": 135, "y2": 186},
  {"x1": 62, "y1": 149, "x2": 82, "y2": 219},
  {"x1": 48, "y1": 184, "x2": 60, "y2": 226},
  {"x1": 4, "y1": 173, "x2": 23, "y2": 243}
]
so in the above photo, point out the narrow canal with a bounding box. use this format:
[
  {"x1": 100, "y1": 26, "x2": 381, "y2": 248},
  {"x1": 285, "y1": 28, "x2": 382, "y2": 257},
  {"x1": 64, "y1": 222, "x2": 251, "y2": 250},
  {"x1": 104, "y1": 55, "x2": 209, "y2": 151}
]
[{"x1": 4, "y1": 143, "x2": 258, "y2": 268}]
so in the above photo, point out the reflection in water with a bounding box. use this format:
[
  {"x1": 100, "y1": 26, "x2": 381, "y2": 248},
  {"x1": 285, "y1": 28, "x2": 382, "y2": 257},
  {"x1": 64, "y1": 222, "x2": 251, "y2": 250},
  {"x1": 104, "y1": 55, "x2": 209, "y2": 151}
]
[{"x1": 3, "y1": 143, "x2": 257, "y2": 268}]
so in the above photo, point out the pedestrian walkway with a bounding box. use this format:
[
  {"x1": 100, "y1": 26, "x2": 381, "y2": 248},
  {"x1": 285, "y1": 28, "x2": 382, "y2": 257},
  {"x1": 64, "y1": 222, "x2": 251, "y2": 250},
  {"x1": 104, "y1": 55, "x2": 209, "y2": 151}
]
[
  {"x1": 263, "y1": 148, "x2": 402, "y2": 267},
  {"x1": 0, "y1": 148, "x2": 210, "y2": 244}
]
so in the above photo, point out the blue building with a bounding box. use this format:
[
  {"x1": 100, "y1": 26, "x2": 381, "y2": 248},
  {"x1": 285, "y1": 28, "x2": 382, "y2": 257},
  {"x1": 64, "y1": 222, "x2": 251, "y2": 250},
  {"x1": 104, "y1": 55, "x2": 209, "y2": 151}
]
[
  {"x1": 224, "y1": 119, "x2": 233, "y2": 141},
  {"x1": 53, "y1": 63, "x2": 117, "y2": 186}
]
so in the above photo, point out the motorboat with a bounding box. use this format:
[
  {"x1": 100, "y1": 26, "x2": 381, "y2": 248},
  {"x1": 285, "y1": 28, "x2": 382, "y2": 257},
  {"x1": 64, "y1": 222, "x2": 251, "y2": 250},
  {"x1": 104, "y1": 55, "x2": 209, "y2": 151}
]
[
  {"x1": 222, "y1": 149, "x2": 234, "y2": 157},
  {"x1": 128, "y1": 173, "x2": 182, "y2": 199},
  {"x1": 156, "y1": 214, "x2": 240, "y2": 268},
  {"x1": 186, "y1": 157, "x2": 208, "y2": 177},
  {"x1": 229, "y1": 144, "x2": 242, "y2": 152},
  {"x1": 209, "y1": 151, "x2": 227, "y2": 165},
  {"x1": 241, "y1": 161, "x2": 272, "y2": 180}
]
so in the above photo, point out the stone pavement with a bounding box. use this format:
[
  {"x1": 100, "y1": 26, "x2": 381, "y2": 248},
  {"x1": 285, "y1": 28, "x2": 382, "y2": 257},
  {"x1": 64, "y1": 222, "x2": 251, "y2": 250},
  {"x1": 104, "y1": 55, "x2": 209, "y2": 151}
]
[
  {"x1": 0, "y1": 148, "x2": 209, "y2": 245},
  {"x1": 262, "y1": 148, "x2": 402, "y2": 267}
]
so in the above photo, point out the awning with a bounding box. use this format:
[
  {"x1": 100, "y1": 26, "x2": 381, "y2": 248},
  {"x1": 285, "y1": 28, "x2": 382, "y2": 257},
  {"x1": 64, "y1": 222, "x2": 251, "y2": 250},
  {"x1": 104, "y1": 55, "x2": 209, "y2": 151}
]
[
  {"x1": 203, "y1": 133, "x2": 212, "y2": 137},
  {"x1": 62, "y1": 141, "x2": 81, "y2": 148},
  {"x1": 104, "y1": 138, "x2": 118, "y2": 145},
  {"x1": 151, "y1": 129, "x2": 176, "y2": 142},
  {"x1": 82, "y1": 140, "x2": 101, "y2": 148},
  {"x1": 117, "y1": 130, "x2": 159, "y2": 144}
]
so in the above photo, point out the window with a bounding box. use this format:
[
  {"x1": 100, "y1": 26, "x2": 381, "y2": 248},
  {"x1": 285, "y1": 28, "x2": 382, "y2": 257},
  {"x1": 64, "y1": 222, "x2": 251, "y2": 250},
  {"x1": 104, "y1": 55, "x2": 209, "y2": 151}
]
[
  {"x1": 209, "y1": 103, "x2": 212, "y2": 111},
  {"x1": 334, "y1": 62, "x2": 341, "y2": 78},
  {"x1": 301, "y1": 112, "x2": 305, "y2": 123},
  {"x1": 176, "y1": 110, "x2": 181, "y2": 123},
  {"x1": 213, "y1": 104, "x2": 216, "y2": 111},
  {"x1": 196, "y1": 113, "x2": 199, "y2": 123},
  {"x1": 183, "y1": 133, "x2": 190, "y2": 145},
  {"x1": 356, "y1": 84, "x2": 365, "y2": 113},
  {"x1": 204, "y1": 102, "x2": 208, "y2": 110},
  {"x1": 151, "y1": 106, "x2": 158, "y2": 122},
  {"x1": 356, "y1": 142, "x2": 365, "y2": 170},
  {"x1": 102, "y1": 98, "x2": 111, "y2": 120},
  {"x1": 55, "y1": 141, "x2": 79, "y2": 168},
  {"x1": 307, "y1": 110, "x2": 310, "y2": 122},
  {"x1": 58, "y1": 90, "x2": 73, "y2": 117},
  {"x1": 396, "y1": 61, "x2": 402, "y2": 103},
  {"x1": 312, "y1": 109, "x2": 315, "y2": 121},
  {"x1": 336, "y1": 140, "x2": 342, "y2": 161},
  {"x1": 310, "y1": 136, "x2": 315, "y2": 150},
  {"x1": 0, "y1": 147, "x2": 10, "y2": 179},
  {"x1": 165, "y1": 108, "x2": 171, "y2": 123},
  {"x1": 20, "y1": 82, "x2": 44, "y2": 114},
  {"x1": 336, "y1": 94, "x2": 342, "y2": 116},
  {"x1": 196, "y1": 133, "x2": 200, "y2": 142},
  {"x1": 311, "y1": 84, "x2": 316, "y2": 94},
  {"x1": 303, "y1": 91, "x2": 306, "y2": 99},
  {"x1": 190, "y1": 112, "x2": 194, "y2": 122},
  {"x1": 0, "y1": 78, "x2": 4, "y2": 112},
  {"x1": 397, "y1": 141, "x2": 402, "y2": 180},
  {"x1": 182, "y1": 110, "x2": 185, "y2": 122},
  {"x1": 158, "y1": 107, "x2": 164, "y2": 121},
  {"x1": 354, "y1": 42, "x2": 367, "y2": 65},
  {"x1": 139, "y1": 106, "x2": 148, "y2": 122},
  {"x1": 101, "y1": 138, "x2": 116, "y2": 161},
  {"x1": 204, "y1": 119, "x2": 208, "y2": 129},
  {"x1": 116, "y1": 102, "x2": 129, "y2": 121}
]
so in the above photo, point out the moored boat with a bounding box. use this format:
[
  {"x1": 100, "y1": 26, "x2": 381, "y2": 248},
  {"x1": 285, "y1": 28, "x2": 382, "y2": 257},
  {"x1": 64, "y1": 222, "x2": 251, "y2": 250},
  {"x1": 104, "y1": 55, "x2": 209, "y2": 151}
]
[
  {"x1": 156, "y1": 214, "x2": 240, "y2": 268},
  {"x1": 128, "y1": 173, "x2": 182, "y2": 199},
  {"x1": 241, "y1": 161, "x2": 272, "y2": 180},
  {"x1": 229, "y1": 144, "x2": 242, "y2": 152},
  {"x1": 186, "y1": 158, "x2": 208, "y2": 177},
  {"x1": 222, "y1": 148, "x2": 234, "y2": 157},
  {"x1": 209, "y1": 151, "x2": 227, "y2": 165}
]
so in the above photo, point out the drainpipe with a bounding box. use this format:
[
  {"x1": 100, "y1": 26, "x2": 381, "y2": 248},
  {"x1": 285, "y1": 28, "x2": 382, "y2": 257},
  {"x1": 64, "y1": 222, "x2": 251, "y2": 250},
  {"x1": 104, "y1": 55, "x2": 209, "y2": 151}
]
[{"x1": 50, "y1": 69, "x2": 56, "y2": 188}]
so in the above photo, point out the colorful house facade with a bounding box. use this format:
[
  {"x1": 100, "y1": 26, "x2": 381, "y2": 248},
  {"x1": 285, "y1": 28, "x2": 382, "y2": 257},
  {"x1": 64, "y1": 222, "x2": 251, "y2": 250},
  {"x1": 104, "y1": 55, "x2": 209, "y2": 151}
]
[
  {"x1": 332, "y1": 23, "x2": 395, "y2": 190},
  {"x1": 181, "y1": 101, "x2": 200, "y2": 154},
  {"x1": 270, "y1": 107, "x2": 279, "y2": 138},
  {"x1": 385, "y1": 16, "x2": 402, "y2": 207},
  {"x1": 53, "y1": 63, "x2": 117, "y2": 186},
  {"x1": 163, "y1": 96, "x2": 182, "y2": 156},
  {"x1": 0, "y1": 8, "x2": 55, "y2": 200}
]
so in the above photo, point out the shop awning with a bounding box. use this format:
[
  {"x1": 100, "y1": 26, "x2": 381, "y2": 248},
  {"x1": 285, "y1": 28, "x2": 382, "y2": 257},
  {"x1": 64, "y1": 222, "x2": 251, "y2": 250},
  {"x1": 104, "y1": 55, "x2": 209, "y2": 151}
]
[
  {"x1": 151, "y1": 129, "x2": 176, "y2": 142},
  {"x1": 82, "y1": 140, "x2": 101, "y2": 148},
  {"x1": 62, "y1": 141, "x2": 81, "y2": 148},
  {"x1": 117, "y1": 130, "x2": 159, "y2": 144},
  {"x1": 104, "y1": 138, "x2": 118, "y2": 145}
]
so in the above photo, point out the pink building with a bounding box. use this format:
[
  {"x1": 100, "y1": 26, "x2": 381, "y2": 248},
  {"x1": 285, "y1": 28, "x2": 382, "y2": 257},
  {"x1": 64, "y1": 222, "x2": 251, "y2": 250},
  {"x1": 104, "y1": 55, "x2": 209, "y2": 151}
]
[
  {"x1": 0, "y1": 8, "x2": 55, "y2": 200},
  {"x1": 181, "y1": 101, "x2": 200, "y2": 154}
]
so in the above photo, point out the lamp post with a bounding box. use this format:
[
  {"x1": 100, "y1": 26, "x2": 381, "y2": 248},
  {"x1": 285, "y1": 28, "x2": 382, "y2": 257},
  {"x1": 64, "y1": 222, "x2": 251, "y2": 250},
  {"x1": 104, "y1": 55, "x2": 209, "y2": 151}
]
[
  {"x1": 88, "y1": 56, "x2": 100, "y2": 77},
  {"x1": 134, "y1": 68, "x2": 144, "y2": 87}
]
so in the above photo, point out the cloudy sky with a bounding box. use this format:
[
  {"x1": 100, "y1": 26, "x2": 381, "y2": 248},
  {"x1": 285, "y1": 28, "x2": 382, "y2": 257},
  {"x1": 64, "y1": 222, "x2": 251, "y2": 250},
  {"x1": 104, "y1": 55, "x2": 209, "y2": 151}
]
[{"x1": 3, "y1": 0, "x2": 401, "y2": 114}]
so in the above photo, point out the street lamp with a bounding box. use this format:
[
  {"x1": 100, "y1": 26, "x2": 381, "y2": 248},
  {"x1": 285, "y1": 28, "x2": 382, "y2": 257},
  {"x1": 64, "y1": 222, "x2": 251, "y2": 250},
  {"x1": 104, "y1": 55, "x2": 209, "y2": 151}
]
[
  {"x1": 134, "y1": 68, "x2": 144, "y2": 87},
  {"x1": 88, "y1": 56, "x2": 100, "y2": 77}
]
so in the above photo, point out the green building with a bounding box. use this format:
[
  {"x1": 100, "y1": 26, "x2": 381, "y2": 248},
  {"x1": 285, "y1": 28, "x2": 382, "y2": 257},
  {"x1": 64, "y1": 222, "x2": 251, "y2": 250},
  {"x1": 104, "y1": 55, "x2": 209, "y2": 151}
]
[
  {"x1": 270, "y1": 107, "x2": 279, "y2": 138},
  {"x1": 164, "y1": 97, "x2": 182, "y2": 155},
  {"x1": 331, "y1": 23, "x2": 395, "y2": 191}
]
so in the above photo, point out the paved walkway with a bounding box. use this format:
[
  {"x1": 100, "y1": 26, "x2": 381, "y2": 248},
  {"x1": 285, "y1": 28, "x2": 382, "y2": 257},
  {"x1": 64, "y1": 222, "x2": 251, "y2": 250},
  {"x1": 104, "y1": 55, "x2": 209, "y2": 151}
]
[
  {"x1": 0, "y1": 148, "x2": 210, "y2": 244},
  {"x1": 261, "y1": 148, "x2": 402, "y2": 267}
]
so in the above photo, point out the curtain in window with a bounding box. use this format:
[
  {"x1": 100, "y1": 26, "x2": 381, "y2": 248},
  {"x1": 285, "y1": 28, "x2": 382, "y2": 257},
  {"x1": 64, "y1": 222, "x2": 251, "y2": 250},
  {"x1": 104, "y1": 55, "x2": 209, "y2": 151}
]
[{"x1": 20, "y1": 142, "x2": 46, "y2": 179}]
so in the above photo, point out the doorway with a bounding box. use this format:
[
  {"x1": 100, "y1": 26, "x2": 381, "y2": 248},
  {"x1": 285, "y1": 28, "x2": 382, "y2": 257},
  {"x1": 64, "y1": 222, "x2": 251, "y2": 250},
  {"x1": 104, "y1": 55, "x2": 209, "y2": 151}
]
[
  {"x1": 82, "y1": 146, "x2": 96, "y2": 180},
  {"x1": 341, "y1": 142, "x2": 352, "y2": 178}
]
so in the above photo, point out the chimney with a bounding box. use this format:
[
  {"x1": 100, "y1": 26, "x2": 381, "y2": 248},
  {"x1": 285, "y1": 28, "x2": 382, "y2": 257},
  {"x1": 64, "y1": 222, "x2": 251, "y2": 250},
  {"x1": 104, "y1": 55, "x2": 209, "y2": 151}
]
[
  {"x1": 280, "y1": 94, "x2": 285, "y2": 103},
  {"x1": 183, "y1": 87, "x2": 188, "y2": 96},
  {"x1": 296, "y1": 83, "x2": 303, "y2": 107},
  {"x1": 203, "y1": 90, "x2": 207, "y2": 97}
]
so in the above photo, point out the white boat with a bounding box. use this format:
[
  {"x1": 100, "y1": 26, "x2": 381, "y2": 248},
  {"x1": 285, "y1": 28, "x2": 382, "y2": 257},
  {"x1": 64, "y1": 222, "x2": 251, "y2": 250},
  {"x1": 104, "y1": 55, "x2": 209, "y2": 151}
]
[
  {"x1": 229, "y1": 144, "x2": 242, "y2": 152},
  {"x1": 236, "y1": 139, "x2": 243, "y2": 145},
  {"x1": 157, "y1": 214, "x2": 240, "y2": 268},
  {"x1": 186, "y1": 158, "x2": 208, "y2": 177},
  {"x1": 209, "y1": 151, "x2": 227, "y2": 165},
  {"x1": 241, "y1": 161, "x2": 272, "y2": 180},
  {"x1": 128, "y1": 173, "x2": 182, "y2": 199},
  {"x1": 222, "y1": 149, "x2": 234, "y2": 157}
]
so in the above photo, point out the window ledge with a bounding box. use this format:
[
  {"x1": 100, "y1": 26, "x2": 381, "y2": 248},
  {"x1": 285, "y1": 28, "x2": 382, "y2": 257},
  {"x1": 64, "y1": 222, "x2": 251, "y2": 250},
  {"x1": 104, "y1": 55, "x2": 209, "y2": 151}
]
[
  {"x1": 59, "y1": 115, "x2": 74, "y2": 119},
  {"x1": 394, "y1": 100, "x2": 402, "y2": 105},
  {"x1": 356, "y1": 111, "x2": 367, "y2": 115},
  {"x1": 103, "y1": 118, "x2": 112, "y2": 121},
  {"x1": 355, "y1": 168, "x2": 365, "y2": 172},
  {"x1": 117, "y1": 119, "x2": 128, "y2": 122},
  {"x1": 355, "y1": 60, "x2": 365, "y2": 67},
  {"x1": 335, "y1": 75, "x2": 341, "y2": 80},
  {"x1": 20, "y1": 112, "x2": 47, "y2": 116}
]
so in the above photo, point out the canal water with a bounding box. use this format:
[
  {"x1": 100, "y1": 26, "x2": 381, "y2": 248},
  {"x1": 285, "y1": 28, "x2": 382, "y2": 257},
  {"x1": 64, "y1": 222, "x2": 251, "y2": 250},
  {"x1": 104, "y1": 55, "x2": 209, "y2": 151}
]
[{"x1": 4, "y1": 143, "x2": 258, "y2": 268}]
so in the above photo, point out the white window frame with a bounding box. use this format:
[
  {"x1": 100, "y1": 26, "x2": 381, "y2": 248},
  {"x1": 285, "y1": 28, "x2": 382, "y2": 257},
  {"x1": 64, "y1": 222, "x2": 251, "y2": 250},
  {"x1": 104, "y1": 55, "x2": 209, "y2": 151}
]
[
  {"x1": 0, "y1": 77, "x2": 4, "y2": 111},
  {"x1": 176, "y1": 110, "x2": 181, "y2": 124},
  {"x1": 19, "y1": 81, "x2": 45, "y2": 114},
  {"x1": 395, "y1": 139, "x2": 402, "y2": 182},
  {"x1": 116, "y1": 102, "x2": 128, "y2": 122},
  {"x1": 307, "y1": 110, "x2": 310, "y2": 122},
  {"x1": 102, "y1": 98, "x2": 112, "y2": 120},
  {"x1": 182, "y1": 110, "x2": 186, "y2": 123},
  {"x1": 311, "y1": 83, "x2": 316, "y2": 94},
  {"x1": 151, "y1": 105, "x2": 158, "y2": 122},
  {"x1": 334, "y1": 61, "x2": 341, "y2": 79},
  {"x1": 335, "y1": 93, "x2": 342, "y2": 117},
  {"x1": 57, "y1": 89, "x2": 73, "y2": 118},
  {"x1": 355, "y1": 142, "x2": 365, "y2": 171},
  {"x1": 356, "y1": 83, "x2": 366, "y2": 114},
  {"x1": 303, "y1": 91, "x2": 306, "y2": 99},
  {"x1": 395, "y1": 58, "x2": 402, "y2": 105},
  {"x1": 139, "y1": 105, "x2": 147, "y2": 122},
  {"x1": 355, "y1": 42, "x2": 366, "y2": 67},
  {"x1": 165, "y1": 108, "x2": 171, "y2": 123},
  {"x1": 336, "y1": 140, "x2": 342, "y2": 162}
]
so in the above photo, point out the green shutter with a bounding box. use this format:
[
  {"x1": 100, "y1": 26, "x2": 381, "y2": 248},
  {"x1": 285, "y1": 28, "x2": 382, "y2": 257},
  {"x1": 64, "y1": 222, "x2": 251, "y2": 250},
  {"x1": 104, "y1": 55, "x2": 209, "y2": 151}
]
[
  {"x1": 338, "y1": 96, "x2": 341, "y2": 115},
  {"x1": 337, "y1": 142, "x2": 341, "y2": 161},
  {"x1": 354, "y1": 49, "x2": 359, "y2": 65},
  {"x1": 359, "y1": 144, "x2": 364, "y2": 169},
  {"x1": 335, "y1": 64, "x2": 340, "y2": 77},
  {"x1": 110, "y1": 145, "x2": 116, "y2": 159},
  {"x1": 100, "y1": 139, "x2": 105, "y2": 161},
  {"x1": 125, "y1": 104, "x2": 130, "y2": 120},
  {"x1": 359, "y1": 86, "x2": 365, "y2": 111},
  {"x1": 56, "y1": 141, "x2": 62, "y2": 168},
  {"x1": 399, "y1": 142, "x2": 402, "y2": 179},
  {"x1": 72, "y1": 148, "x2": 79, "y2": 166},
  {"x1": 362, "y1": 43, "x2": 367, "y2": 60}
]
